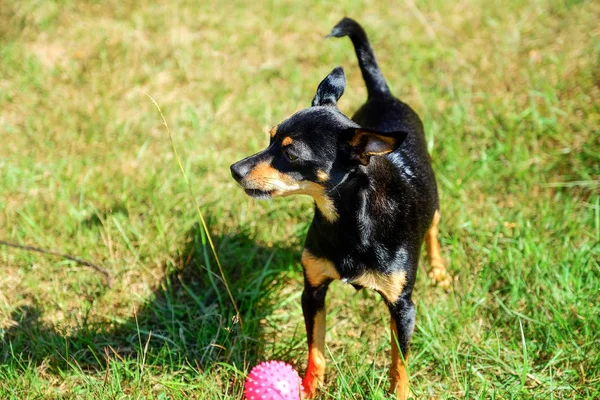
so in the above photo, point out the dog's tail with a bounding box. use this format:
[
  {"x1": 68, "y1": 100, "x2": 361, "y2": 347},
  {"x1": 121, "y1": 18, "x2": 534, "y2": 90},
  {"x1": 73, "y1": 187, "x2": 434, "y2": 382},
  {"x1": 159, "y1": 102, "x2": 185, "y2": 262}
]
[{"x1": 328, "y1": 18, "x2": 390, "y2": 98}]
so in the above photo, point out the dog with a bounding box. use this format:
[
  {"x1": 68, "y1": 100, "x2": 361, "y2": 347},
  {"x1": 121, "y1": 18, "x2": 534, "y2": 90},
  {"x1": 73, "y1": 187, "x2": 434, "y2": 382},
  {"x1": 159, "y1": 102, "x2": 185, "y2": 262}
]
[{"x1": 230, "y1": 17, "x2": 449, "y2": 399}]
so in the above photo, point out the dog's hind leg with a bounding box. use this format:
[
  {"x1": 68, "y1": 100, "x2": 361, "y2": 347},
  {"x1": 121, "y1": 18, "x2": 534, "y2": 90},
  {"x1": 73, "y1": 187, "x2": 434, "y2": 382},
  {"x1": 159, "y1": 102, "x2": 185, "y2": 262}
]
[{"x1": 425, "y1": 210, "x2": 451, "y2": 289}]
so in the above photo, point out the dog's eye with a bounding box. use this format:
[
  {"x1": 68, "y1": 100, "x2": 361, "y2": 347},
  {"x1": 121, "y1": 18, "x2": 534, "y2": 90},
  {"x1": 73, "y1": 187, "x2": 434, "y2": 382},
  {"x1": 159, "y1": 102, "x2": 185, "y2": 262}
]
[{"x1": 286, "y1": 152, "x2": 299, "y2": 162}]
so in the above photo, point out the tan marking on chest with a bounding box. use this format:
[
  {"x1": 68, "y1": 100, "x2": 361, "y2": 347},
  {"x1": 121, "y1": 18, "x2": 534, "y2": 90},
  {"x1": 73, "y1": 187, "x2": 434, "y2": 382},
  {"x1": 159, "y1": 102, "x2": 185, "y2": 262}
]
[
  {"x1": 301, "y1": 181, "x2": 338, "y2": 222},
  {"x1": 302, "y1": 250, "x2": 340, "y2": 287},
  {"x1": 316, "y1": 170, "x2": 328, "y2": 182},
  {"x1": 282, "y1": 136, "x2": 293, "y2": 146},
  {"x1": 351, "y1": 270, "x2": 407, "y2": 303}
]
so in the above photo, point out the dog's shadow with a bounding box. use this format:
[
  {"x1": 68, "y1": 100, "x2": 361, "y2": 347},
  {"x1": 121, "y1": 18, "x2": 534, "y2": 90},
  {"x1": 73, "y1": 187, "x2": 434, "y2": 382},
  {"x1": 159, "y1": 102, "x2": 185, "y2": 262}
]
[{"x1": 0, "y1": 221, "x2": 304, "y2": 377}]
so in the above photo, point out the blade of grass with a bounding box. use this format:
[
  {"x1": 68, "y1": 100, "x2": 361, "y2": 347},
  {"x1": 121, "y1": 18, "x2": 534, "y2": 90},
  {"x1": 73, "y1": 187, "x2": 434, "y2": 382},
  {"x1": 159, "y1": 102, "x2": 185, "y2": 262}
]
[
  {"x1": 144, "y1": 92, "x2": 243, "y2": 329},
  {"x1": 518, "y1": 318, "x2": 528, "y2": 393}
]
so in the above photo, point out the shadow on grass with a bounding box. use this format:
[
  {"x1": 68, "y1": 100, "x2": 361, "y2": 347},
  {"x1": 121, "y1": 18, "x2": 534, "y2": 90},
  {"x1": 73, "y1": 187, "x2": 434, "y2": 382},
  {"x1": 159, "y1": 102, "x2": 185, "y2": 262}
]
[{"x1": 0, "y1": 221, "x2": 303, "y2": 377}]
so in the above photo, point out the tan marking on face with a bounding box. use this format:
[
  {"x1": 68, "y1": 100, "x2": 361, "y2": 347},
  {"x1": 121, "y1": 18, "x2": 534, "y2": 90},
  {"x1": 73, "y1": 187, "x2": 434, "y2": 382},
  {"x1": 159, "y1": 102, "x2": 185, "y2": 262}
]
[
  {"x1": 316, "y1": 170, "x2": 328, "y2": 182},
  {"x1": 244, "y1": 162, "x2": 339, "y2": 222},
  {"x1": 351, "y1": 270, "x2": 407, "y2": 303},
  {"x1": 245, "y1": 161, "x2": 299, "y2": 192},
  {"x1": 390, "y1": 321, "x2": 410, "y2": 400},
  {"x1": 281, "y1": 136, "x2": 293, "y2": 146},
  {"x1": 269, "y1": 125, "x2": 278, "y2": 137},
  {"x1": 302, "y1": 250, "x2": 340, "y2": 287}
]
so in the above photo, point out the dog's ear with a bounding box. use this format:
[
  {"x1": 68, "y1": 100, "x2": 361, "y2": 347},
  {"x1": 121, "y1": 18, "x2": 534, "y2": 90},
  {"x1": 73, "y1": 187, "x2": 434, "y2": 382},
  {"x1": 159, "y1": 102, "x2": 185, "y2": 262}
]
[
  {"x1": 312, "y1": 66, "x2": 346, "y2": 107},
  {"x1": 346, "y1": 128, "x2": 408, "y2": 165}
]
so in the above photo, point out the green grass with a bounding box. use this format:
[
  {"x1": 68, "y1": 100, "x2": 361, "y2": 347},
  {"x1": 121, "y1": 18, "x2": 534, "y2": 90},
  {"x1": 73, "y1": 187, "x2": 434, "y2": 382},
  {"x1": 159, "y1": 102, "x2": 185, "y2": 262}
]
[{"x1": 1, "y1": 0, "x2": 599, "y2": 398}]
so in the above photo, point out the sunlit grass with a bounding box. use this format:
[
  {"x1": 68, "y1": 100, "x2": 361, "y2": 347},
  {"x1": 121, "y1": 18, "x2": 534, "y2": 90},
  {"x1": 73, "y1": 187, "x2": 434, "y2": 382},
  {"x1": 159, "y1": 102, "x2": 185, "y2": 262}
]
[{"x1": 0, "y1": 0, "x2": 598, "y2": 398}]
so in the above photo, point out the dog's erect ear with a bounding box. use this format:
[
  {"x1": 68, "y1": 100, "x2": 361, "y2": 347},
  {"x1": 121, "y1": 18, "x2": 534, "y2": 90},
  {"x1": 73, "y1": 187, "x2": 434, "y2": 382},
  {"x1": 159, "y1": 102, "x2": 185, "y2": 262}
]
[
  {"x1": 311, "y1": 66, "x2": 346, "y2": 107},
  {"x1": 347, "y1": 128, "x2": 408, "y2": 165}
]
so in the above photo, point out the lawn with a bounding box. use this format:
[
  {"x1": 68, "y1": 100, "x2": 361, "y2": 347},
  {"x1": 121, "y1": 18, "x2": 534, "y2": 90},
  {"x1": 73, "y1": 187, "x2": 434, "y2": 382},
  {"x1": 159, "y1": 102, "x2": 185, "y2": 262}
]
[{"x1": 0, "y1": 0, "x2": 598, "y2": 398}]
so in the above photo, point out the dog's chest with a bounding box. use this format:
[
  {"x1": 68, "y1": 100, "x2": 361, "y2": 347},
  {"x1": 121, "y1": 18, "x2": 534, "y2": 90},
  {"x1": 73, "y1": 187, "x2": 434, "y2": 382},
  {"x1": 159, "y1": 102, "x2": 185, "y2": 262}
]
[{"x1": 302, "y1": 248, "x2": 409, "y2": 303}]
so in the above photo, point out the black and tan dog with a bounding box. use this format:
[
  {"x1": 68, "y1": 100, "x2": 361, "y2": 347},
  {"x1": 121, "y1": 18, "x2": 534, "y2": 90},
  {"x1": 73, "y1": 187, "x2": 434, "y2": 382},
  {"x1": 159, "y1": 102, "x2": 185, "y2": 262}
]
[{"x1": 231, "y1": 18, "x2": 449, "y2": 399}]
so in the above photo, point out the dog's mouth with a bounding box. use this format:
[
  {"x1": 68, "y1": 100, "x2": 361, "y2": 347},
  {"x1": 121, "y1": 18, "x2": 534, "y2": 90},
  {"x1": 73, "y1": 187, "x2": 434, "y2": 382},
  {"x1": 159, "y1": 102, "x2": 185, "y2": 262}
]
[{"x1": 244, "y1": 188, "x2": 274, "y2": 199}]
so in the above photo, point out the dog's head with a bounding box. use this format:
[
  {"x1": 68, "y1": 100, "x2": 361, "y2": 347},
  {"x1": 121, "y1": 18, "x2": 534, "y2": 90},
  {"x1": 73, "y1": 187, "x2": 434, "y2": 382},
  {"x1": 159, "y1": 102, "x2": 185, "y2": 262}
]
[{"x1": 230, "y1": 67, "x2": 407, "y2": 222}]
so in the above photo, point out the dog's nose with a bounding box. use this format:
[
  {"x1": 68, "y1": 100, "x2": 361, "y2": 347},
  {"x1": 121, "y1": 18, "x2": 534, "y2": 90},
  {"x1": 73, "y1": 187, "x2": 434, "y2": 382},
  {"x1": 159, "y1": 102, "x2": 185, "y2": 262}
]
[{"x1": 230, "y1": 161, "x2": 249, "y2": 182}]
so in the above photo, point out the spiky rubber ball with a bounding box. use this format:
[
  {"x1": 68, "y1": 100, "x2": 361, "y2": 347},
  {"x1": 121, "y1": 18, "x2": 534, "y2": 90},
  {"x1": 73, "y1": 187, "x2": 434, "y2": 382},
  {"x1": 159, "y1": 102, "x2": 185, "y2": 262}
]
[{"x1": 244, "y1": 360, "x2": 303, "y2": 400}]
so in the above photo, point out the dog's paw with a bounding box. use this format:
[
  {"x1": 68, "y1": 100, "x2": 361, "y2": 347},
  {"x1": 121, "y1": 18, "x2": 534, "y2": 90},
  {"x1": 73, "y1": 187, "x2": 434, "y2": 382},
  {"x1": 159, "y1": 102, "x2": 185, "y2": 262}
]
[
  {"x1": 301, "y1": 375, "x2": 320, "y2": 399},
  {"x1": 428, "y1": 262, "x2": 452, "y2": 290}
]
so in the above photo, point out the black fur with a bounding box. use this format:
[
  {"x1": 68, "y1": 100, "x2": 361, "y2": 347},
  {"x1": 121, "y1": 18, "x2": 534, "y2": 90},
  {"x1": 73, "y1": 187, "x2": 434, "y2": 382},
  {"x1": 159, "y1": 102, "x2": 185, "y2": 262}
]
[
  {"x1": 230, "y1": 18, "x2": 440, "y2": 398},
  {"x1": 311, "y1": 66, "x2": 346, "y2": 107},
  {"x1": 328, "y1": 17, "x2": 390, "y2": 98}
]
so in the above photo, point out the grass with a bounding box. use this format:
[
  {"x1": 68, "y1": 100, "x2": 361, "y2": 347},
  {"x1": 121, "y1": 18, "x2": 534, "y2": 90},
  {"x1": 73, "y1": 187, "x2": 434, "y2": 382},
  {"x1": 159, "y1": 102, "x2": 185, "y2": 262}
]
[{"x1": 0, "y1": 0, "x2": 598, "y2": 398}]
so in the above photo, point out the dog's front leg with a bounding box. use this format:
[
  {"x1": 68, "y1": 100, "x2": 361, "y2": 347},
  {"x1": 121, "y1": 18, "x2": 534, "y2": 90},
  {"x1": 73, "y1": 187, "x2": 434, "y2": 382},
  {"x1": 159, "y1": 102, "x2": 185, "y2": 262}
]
[
  {"x1": 301, "y1": 278, "x2": 330, "y2": 398},
  {"x1": 388, "y1": 295, "x2": 416, "y2": 400}
]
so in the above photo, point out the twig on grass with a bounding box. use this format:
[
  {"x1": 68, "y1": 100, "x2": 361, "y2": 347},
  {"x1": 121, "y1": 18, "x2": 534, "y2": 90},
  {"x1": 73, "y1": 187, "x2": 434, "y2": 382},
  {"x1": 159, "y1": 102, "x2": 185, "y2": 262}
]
[{"x1": 0, "y1": 239, "x2": 113, "y2": 287}]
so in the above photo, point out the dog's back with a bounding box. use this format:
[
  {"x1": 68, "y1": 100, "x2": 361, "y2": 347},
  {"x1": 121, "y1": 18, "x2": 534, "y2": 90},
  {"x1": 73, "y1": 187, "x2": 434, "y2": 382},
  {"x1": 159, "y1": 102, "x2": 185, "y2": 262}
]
[{"x1": 329, "y1": 17, "x2": 439, "y2": 239}]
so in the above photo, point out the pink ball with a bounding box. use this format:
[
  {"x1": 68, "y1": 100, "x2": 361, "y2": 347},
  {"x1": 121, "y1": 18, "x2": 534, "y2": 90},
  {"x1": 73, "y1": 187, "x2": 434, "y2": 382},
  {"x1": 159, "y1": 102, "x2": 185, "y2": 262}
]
[{"x1": 244, "y1": 360, "x2": 303, "y2": 400}]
